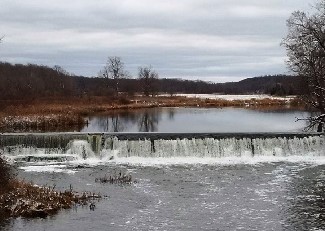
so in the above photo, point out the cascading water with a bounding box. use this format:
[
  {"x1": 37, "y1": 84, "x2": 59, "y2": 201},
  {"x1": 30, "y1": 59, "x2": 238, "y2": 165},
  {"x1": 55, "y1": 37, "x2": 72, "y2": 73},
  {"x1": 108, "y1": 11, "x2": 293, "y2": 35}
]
[
  {"x1": 66, "y1": 140, "x2": 95, "y2": 159},
  {"x1": 0, "y1": 133, "x2": 324, "y2": 166},
  {"x1": 104, "y1": 135, "x2": 325, "y2": 159},
  {"x1": 3, "y1": 133, "x2": 325, "y2": 231},
  {"x1": 1, "y1": 140, "x2": 95, "y2": 164}
]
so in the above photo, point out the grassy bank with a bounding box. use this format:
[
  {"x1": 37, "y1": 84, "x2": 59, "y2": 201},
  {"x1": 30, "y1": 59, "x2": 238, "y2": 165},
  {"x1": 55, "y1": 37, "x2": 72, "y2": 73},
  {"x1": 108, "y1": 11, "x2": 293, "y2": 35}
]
[
  {"x1": 0, "y1": 157, "x2": 99, "y2": 219},
  {"x1": 0, "y1": 95, "x2": 303, "y2": 132}
]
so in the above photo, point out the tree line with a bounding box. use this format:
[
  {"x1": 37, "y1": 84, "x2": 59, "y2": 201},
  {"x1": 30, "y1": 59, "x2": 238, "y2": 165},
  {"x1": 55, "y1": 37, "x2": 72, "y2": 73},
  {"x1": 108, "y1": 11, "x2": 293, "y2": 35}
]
[{"x1": 0, "y1": 61, "x2": 305, "y2": 102}]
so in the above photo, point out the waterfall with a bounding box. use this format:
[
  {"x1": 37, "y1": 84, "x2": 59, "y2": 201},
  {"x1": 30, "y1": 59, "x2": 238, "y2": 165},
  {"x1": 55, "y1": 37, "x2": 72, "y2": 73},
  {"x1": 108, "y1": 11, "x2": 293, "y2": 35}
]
[
  {"x1": 66, "y1": 140, "x2": 95, "y2": 159},
  {"x1": 2, "y1": 140, "x2": 95, "y2": 163},
  {"x1": 104, "y1": 135, "x2": 324, "y2": 158},
  {"x1": 0, "y1": 133, "x2": 324, "y2": 163}
]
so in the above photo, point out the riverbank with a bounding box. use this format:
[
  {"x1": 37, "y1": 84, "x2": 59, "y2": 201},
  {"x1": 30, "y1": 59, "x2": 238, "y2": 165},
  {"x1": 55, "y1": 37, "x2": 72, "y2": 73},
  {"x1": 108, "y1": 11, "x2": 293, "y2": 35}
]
[
  {"x1": 0, "y1": 181, "x2": 97, "y2": 219},
  {"x1": 0, "y1": 95, "x2": 303, "y2": 132},
  {"x1": 0, "y1": 156, "x2": 99, "y2": 220}
]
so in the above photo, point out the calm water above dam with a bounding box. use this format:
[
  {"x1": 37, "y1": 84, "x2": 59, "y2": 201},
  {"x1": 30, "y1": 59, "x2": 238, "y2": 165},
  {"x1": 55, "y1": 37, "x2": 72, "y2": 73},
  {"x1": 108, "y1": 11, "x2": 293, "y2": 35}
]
[
  {"x1": 1, "y1": 107, "x2": 325, "y2": 231},
  {"x1": 81, "y1": 107, "x2": 311, "y2": 133}
]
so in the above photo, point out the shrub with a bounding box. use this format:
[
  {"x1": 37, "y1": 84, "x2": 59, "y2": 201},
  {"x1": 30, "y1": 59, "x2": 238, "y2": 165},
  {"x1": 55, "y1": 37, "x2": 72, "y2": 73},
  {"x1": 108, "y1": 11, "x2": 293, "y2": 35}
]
[{"x1": 0, "y1": 155, "x2": 13, "y2": 193}]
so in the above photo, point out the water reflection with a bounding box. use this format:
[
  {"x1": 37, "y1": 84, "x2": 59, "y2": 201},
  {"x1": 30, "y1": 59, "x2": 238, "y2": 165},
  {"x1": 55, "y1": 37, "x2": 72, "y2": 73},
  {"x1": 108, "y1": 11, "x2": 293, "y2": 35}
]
[
  {"x1": 96, "y1": 114, "x2": 126, "y2": 132},
  {"x1": 138, "y1": 110, "x2": 160, "y2": 132},
  {"x1": 168, "y1": 108, "x2": 175, "y2": 120},
  {"x1": 85, "y1": 108, "x2": 164, "y2": 132},
  {"x1": 82, "y1": 107, "x2": 311, "y2": 133}
]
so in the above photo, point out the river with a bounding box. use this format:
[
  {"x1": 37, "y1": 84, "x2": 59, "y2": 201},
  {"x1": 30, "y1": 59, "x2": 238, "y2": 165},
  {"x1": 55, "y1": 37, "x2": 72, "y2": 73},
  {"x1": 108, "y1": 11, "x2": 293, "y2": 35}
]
[{"x1": 1, "y1": 107, "x2": 325, "y2": 231}]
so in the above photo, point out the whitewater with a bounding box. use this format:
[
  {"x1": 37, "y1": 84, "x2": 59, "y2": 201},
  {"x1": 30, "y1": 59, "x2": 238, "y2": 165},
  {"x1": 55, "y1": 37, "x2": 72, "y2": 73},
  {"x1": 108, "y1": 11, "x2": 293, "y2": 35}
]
[{"x1": 1, "y1": 133, "x2": 325, "y2": 231}]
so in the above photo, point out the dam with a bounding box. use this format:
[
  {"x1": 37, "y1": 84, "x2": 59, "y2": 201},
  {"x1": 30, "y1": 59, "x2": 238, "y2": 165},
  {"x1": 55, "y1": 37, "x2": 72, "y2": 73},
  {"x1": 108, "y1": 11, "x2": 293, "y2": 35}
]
[
  {"x1": 3, "y1": 132, "x2": 325, "y2": 230},
  {"x1": 0, "y1": 132, "x2": 324, "y2": 161}
]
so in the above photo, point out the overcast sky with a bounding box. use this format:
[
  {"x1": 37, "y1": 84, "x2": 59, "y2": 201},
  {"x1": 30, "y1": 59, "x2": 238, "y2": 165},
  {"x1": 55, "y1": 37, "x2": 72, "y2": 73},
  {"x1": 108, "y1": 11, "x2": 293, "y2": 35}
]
[{"x1": 0, "y1": 0, "x2": 315, "y2": 82}]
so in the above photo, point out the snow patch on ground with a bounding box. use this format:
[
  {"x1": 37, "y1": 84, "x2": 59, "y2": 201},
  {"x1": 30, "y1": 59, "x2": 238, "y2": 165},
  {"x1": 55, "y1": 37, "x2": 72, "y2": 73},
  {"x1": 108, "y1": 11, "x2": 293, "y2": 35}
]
[{"x1": 176, "y1": 94, "x2": 295, "y2": 101}]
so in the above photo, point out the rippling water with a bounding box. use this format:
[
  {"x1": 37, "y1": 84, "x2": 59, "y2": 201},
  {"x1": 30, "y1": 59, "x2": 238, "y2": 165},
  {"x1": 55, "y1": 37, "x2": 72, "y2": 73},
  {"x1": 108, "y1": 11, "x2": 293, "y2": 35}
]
[{"x1": 2, "y1": 159, "x2": 325, "y2": 231}]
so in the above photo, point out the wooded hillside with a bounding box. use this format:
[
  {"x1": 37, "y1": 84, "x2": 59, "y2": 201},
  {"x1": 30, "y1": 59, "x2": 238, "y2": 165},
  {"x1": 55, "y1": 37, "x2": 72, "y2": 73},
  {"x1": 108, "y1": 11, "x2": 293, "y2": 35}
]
[{"x1": 0, "y1": 62, "x2": 304, "y2": 101}]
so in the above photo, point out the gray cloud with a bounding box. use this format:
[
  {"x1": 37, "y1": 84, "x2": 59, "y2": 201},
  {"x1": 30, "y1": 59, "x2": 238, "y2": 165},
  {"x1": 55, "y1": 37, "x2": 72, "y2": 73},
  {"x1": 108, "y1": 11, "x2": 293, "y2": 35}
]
[{"x1": 0, "y1": 0, "x2": 314, "y2": 82}]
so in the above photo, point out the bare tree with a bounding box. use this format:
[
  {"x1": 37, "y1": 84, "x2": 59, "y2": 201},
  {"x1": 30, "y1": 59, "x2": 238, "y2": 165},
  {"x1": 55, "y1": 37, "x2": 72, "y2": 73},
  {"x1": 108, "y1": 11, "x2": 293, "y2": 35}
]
[
  {"x1": 100, "y1": 56, "x2": 126, "y2": 96},
  {"x1": 53, "y1": 65, "x2": 70, "y2": 76},
  {"x1": 138, "y1": 66, "x2": 158, "y2": 96},
  {"x1": 282, "y1": 0, "x2": 325, "y2": 131}
]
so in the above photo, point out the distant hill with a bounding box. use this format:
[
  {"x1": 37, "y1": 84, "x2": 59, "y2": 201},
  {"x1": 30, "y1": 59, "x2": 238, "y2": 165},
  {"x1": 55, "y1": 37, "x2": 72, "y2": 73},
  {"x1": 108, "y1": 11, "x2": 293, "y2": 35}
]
[
  {"x1": 0, "y1": 62, "x2": 304, "y2": 101},
  {"x1": 218, "y1": 75, "x2": 304, "y2": 95},
  {"x1": 157, "y1": 75, "x2": 304, "y2": 95}
]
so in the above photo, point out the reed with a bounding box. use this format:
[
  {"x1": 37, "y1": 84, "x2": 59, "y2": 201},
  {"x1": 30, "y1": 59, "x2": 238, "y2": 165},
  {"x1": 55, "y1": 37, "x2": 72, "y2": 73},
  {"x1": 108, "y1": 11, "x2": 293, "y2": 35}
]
[
  {"x1": 95, "y1": 171, "x2": 136, "y2": 185},
  {"x1": 0, "y1": 156, "x2": 100, "y2": 219},
  {"x1": 0, "y1": 181, "x2": 101, "y2": 218}
]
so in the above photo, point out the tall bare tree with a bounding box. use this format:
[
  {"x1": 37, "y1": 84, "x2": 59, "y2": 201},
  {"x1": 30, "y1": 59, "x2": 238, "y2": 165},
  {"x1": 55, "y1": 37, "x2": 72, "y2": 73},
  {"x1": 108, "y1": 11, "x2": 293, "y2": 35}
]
[
  {"x1": 282, "y1": 0, "x2": 325, "y2": 131},
  {"x1": 100, "y1": 56, "x2": 127, "y2": 96},
  {"x1": 138, "y1": 66, "x2": 158, "y2": 96}
]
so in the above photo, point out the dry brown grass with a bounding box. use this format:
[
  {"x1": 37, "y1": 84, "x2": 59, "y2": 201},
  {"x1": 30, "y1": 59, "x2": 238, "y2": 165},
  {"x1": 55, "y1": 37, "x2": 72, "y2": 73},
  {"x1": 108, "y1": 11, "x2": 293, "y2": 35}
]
[
  {"x1": 0, "y1": 180, "x2": 100, "y2": 218},
  {"x1": 0, "y1": 114, "x2": 85, "y2": 132},
  {"x1": 0, "y1": 95, "x2": 304, "y2": 132},
  {"x1": 0, "y1": 154, "x2": 98, "y2": 219}
]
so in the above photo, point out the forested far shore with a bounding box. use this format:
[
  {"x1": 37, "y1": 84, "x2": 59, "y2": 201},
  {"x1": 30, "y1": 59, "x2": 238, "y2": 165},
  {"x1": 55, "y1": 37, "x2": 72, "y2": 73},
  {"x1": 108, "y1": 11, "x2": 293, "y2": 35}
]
[{"x1": 0, "y1": 62, "x2": 305, "y2": 101}]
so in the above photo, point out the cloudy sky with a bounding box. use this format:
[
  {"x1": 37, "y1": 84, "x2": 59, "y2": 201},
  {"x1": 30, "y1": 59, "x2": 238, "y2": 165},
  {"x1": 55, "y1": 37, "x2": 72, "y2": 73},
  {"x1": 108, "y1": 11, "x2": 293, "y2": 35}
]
[{"x1": 0, "y1": 0, "x2": 314, "y2": 82}]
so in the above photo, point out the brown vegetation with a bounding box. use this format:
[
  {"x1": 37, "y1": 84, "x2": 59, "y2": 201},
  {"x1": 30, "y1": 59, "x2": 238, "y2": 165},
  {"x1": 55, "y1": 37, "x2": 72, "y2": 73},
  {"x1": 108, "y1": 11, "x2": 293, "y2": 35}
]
[
  {"x1": 0, "y1": 95, "x2": 303, "y2": 132},
  {"x1": 0, "y1": 181, "x2": 99, "y2": 219},
  {"x1": 0, "y1": 156, "x2": 100, "y2": 219},
  {"x1": 95, "y1": 171, "x2": 136, "y2": 185}
]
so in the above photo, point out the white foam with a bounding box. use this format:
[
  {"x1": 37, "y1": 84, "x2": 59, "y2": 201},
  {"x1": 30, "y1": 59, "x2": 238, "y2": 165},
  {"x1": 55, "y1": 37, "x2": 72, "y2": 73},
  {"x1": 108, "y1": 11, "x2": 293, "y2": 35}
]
[
  {"x1": 66, "y1": 140, "x2": 95, "y2": 159},
  {"x1": 14, "y1": 154, "x2": 325, "y2": 173},
  {"x1": 4, "y1": 136, "x2": 325, "y2": 172},
  {"x1": 19, "y1": 165, "x2": 76, "y2": 174},
  {"x1": 109, "y1": 136, "x2": 325, "y2": 159},
  {"x1": 111, "y1": 155, "x2": 325, "y2": 167}
]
